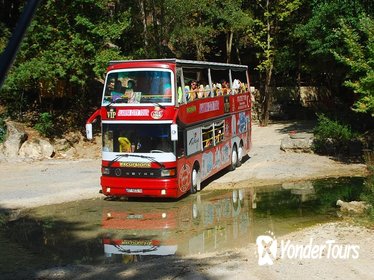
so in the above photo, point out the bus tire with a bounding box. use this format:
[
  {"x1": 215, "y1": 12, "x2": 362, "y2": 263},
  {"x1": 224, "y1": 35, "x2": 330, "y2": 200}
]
[
  {"x1": 190, "y1": 168, "x2": 200, "y2": 194},
  {"x1": 237, "y1": 141, "x2": 243, "y2": 167},
  {"x1": 229, "y1": 145, "x2": 238, "y2": 171}
]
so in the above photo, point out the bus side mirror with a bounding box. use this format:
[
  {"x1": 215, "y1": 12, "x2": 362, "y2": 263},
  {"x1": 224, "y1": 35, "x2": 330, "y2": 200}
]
[
  {"x1": 86, "y1": 123, "x2": 93, "y2": 140},
  {"x1": 171, "y1": 124, "x2": 178, "y2": 141}
]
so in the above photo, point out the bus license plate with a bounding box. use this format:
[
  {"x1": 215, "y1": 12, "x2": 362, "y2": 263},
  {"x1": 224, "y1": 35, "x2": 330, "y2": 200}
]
[{"x1": 126, "y1": 188, "x2": 142, "y2": 193}]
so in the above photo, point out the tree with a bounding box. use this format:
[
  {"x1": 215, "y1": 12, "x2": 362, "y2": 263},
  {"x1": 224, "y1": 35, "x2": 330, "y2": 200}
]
[
  {"x1": 294, "y1": 1, "x2": 373, "y2": 100},
  {"x1": 1, "y1": 0, "x2": 131, "y2": 116},
  {"x1": 293, "y1": 0, "x2": 374, "y2": 117},
  {"x1": 210, "y1": 0, "x2": 254, "y2": 63},
  {"x1": 163, "y1": 0, "x2": 217, "y2": 60},
  {"x1": 333, "y1": 16, "x2": 374, "y2": 116},
  {"x1": 246, "y1": 0, "x2": 302, "y2": 126}
]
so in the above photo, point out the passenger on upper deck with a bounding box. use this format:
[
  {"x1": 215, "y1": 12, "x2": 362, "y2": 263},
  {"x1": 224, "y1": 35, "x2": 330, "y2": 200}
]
[
  {"x1": 221, "y1": 79, "x2": 230, "y2": 95},
  {"x1": 197, "y1": 85, "x2": 205, "y2": 99},
  {"x1": 189, "y1": 80, "x2": 198, "y2": 101},
  {"x1": 232, "y1": 79, "x2": 241, "y2": 94}
]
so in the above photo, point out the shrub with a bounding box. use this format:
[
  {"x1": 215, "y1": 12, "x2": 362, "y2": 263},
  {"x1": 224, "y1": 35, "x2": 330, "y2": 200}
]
[
  {"x1": 360, "y1": 167, "x2": 374, "y2": 219},
  {"x1": 313, "y1": 114, "x2": 358, "y2": 155},
  {"x1": 34, "y1": 112, "x2": 54, "y2": 137},
  {"x1": 0, "y1": 116, "x2": 6, "y2": 143}
]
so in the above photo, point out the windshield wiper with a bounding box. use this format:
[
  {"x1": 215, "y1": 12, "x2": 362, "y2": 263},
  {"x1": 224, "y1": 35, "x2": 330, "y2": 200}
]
[
  {"x1": 105, "y1": 98, "x2": 125, "y2": 109},
  {"x1": 108, "y1": 154, "x2": 165, "y2": 168},
  {"x1": 153, "y1": 102, "x2": 166, "y2": 109},
  {"x1": 108, "y1": 154, "x2": 127, "y2": 167}
]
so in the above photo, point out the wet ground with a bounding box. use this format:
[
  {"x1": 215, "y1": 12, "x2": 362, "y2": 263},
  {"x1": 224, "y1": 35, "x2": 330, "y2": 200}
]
[{"x1": 0, "y1": 177, "x2": 366, "y2": 277}]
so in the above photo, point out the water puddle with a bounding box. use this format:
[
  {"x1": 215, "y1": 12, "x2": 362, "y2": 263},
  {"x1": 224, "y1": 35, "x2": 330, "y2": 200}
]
[{"x1": 0, "y1": 177, "x2": 366, "y2": 274}]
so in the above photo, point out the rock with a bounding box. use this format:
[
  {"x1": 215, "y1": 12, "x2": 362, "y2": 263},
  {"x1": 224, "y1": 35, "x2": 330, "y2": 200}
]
[
  {"x1": 280, "y1": 132, "x2": 314, "y2": 153},
  {"x1": 336, "y1": 199, "x2": 372, "y2": 214},
  {"x1": 53, "y1": 138, "x2": 72, "y2": 152},
  {"x1": 64, "y1": 131, "x2": 83, "y2": 145},
  {"x1": 282, "y1": 181, "x2": 316, "y2": 202},
  {"x1": 1, "y1": 121, "x2": 28, "y2": 158},
  {"x1": 19, "y1": 138, "x2": 55, "y2": 159},
  {"x1": 58, "y1": 146, "x2": 78, "y2": 159}
]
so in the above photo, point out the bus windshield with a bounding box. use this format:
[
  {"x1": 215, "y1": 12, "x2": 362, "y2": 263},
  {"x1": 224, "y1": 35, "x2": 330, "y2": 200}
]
[
  {"x1": 102, "y1": 70, "x2": 173, "y2": 105},
  {"x1": 102, "y1": 123, "x2": 174, "y2": 154}
]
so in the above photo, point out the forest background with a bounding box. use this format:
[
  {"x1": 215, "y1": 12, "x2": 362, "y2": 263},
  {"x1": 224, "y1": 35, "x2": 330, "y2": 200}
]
[{"x1": 0, "y1": 0, "x2": 373, "y2": 143}]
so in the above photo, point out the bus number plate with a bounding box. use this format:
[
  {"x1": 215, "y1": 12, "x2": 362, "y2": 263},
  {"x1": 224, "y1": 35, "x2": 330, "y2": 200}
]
[{"x1": 126, "y1": 188, "x2": 142, "y2": 193}]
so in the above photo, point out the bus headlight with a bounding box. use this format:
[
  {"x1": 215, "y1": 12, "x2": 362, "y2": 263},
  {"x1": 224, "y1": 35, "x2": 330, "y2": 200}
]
[
  {"x1": 102, "y1": 167, "x2": 111, "y2": 175},
  {"x1": 161, "y1": 168, "x2": 176, "y2": 177}
]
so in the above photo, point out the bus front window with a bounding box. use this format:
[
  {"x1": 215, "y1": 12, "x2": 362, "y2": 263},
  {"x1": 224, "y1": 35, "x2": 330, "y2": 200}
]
[
  {"x1": 102, "y1": 70, "x2": 173, "y2": 105},
  {"x1": 102, "y1": 124, "x2": 174, "y2": 154}
]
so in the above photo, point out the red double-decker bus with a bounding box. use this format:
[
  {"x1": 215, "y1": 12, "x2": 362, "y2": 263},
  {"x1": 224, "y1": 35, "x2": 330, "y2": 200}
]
[{"x1": 86, "y1": 59, "x2": 252, "y2": 198}]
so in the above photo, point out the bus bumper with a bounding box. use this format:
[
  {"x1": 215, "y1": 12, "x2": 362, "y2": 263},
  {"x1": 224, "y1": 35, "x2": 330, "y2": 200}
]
[{"x1": 100, "y1": 176, "x2": 180, "y2": 198}]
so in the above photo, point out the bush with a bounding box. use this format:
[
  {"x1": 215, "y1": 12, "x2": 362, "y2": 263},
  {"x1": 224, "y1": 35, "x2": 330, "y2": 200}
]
[
  {"x1": 0, "y1": 116, "x2": 5, "y2": 143},
  {"x1": 313, "y1": 114, "x2": 359, "y2": 155},
  {"x1": 360, "y1": 167, "x2": 374, "y2": 219},
  {"x1": 34, "y1": 112, "x2": 54, "y2": 137}
]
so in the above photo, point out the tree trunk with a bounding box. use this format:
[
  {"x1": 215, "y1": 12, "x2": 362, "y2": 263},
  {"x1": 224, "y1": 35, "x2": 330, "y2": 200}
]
[
  {"x1": 260, "y1": 62, "x2": 273, "y2": 126},
  {"x1": 296, "y1": 51, "x2": 301, "y2": 103},
  {"x1": 236, "y1": 43, "x2": 241, "y2": 65},
  {"x1": 226, "y1": 31, "x2": 233, "y2": 63},
  {"x1": 259, "y1": 0, "x2": 273, "y2": 126},
  {"x1": 139, "y1": 0, "x2": 148, "y2": 55}
]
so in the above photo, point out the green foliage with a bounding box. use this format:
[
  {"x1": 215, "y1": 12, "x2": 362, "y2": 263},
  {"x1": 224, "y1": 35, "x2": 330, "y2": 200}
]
[
  {"x1": 0, "y1": 116, "x2": 5, "y2": 143},
  {"x1": 165, "y1": 0, "x2": 218, "y2": 60},
  {"x1": 293, "y1": 1, "x2": 373, "y2": 115},
  {"x1": 34, "y1": 112, "x2": 54, "y2": 137},
  {"x1": 360, "y1": 169, "x2": 374, "y2": 219},
  {"x1": 0, "y1": 0, "x2": 373, "y2": 134},
  {"x1": 2, "y1": 0, "x2": 132, "y2": 97},
  {"x1": 313, "y1": 177, "x2": 365, "y2": 208},
  {"x1": 0, "y1": 22, "x2": 10, "y2": 53},
  {"x1": 313, "y1": 114, "x2": 358, "y2": 155},
  {"x1": 333, "y1": 16, "x2": 374, "y2": 116},
  {"x1": 295, "y1": 1, "x2": 364, "y2": 57}
]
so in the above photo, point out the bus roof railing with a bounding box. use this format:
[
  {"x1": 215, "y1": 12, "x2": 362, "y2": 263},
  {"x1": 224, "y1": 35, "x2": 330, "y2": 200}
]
[{"x1": 108, "y1": 58, "x2": 248, "y2": 71}]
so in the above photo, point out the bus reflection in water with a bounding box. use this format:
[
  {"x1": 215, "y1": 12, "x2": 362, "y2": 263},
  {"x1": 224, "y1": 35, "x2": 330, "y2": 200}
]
[{"x1": 101, "y1": 189, "x2": 253, "y2": 264}]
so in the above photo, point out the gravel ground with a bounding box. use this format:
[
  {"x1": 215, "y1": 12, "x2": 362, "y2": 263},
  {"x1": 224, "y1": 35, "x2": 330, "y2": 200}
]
[{"x1": 210, "y1": 122, "x2": 368, "y2": 189}]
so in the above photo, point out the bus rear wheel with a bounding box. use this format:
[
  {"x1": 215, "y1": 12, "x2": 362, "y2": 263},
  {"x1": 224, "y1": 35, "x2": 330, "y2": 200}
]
[
  {"x1": 229, "y1": 145, "x2": 238, "y2": 171},
  {"x1": 237, "y1": 142, "x2": 243, "y2": 167}
]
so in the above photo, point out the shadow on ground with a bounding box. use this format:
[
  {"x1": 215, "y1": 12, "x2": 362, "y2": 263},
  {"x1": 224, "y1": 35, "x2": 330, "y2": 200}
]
[{"x1": 274, "y1": 120, "x2": 316, "y2": 134}]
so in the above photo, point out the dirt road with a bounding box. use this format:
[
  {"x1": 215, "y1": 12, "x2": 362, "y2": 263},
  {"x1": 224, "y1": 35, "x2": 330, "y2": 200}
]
[
  {"x1": 0, "y1": 159, "x2": 102, "y2": 209},
  {"x1": 210, "y1": 121, "x2": 368, "y2": 189}
]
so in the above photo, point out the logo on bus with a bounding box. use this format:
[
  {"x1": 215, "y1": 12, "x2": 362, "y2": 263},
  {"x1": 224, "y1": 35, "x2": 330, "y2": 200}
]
[
  {"x1": 186, "y1": 105, "x2": 196, "y2": 114},
  {"x1": 179, "y1": 164, "x2": 191, "y2": 192},
  {"x1": 120, "y1": 162, "x2": 151, "y2": 168},
  {"x1": 151, "y1": 109, "x2": 164, "y2": 119},
  {"x1": 188, "y1": 132, "x2": 199, "y2": 146},
  {"x1": 118, "y1": 109, "x2": 149, "y2": 117},
  {"x1": 107, "y1": 108, "x2": 116, "y2": 119}
]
